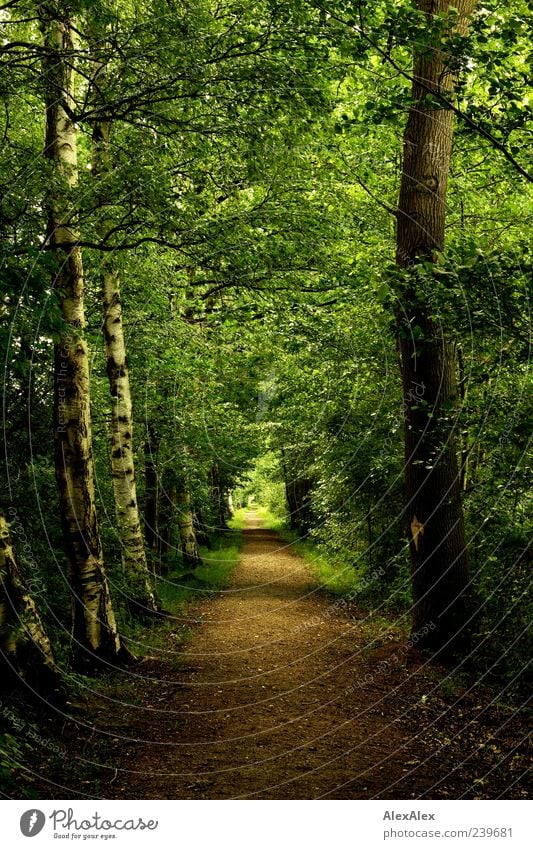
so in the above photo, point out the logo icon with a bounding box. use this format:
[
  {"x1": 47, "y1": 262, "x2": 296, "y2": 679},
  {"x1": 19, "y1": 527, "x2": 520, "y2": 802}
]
[{"x1": 20, "y1": 810, "x2": 46, "y2": 837}]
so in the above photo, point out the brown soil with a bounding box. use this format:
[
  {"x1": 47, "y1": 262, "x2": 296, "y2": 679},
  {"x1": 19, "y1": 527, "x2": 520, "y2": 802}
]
[{"x1": 29, "y1": 511, "x2": 530, "y2": 799}]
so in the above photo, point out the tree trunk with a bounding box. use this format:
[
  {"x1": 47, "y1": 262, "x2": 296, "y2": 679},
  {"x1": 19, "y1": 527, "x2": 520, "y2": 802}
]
[
  {"x1": 210, "y1": 464, "x2": 227, "y2": 532},
  {"x1": 281, "y1": 448, "x2": 313, "y2": 536},
  {"x1": 176, "y1": 480, "x2": 201, "y2": 569},
  {"x1": 158, "y1": 468, "x2": 176, "y2": 575},
  {"x1": 194, "y1": 510, "x2": 212, "y2": 549},
  {"x1": 225, "y1": 491, "x2": 234, "y2": 519},
  {"x1": 0, "y1": 514, "x2": 61, "y2": 697},
  {"x1": 40, "y1": 10, "x2": 129, "y2": 668},
  {"x1": 281, "y1": 450, "x2": 312, "y2": 535},
  {"x1": 144, "y1": 424, "x2": 159, "y2": 556},
  {"x1": 281, "y1": 452, "x2": 298, "y2": 529},
  {"x1": 91, "y1": 77, "x2": 157, "y2": 614},
  {"x1": 457, "y1": 346, "x2": 469, "y2": 492},
  {"x1": 395, "y1": 0, "x2": 476, "y2": 657}
]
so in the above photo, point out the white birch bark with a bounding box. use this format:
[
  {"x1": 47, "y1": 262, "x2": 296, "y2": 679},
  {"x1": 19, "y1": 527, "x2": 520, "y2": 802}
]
[
  {"x1": 40, "y1": 9, "x2": 127, "y2": 666},
  {"x1": 91, "y1": 89, "x2": 158, "y2": 614}
]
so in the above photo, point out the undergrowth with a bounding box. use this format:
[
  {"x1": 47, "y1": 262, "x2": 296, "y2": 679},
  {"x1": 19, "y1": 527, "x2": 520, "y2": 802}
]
[
  {"x1": 1, "y1": 528, "x2": 244, "y2": 798},
  {"x1": 256, "y1": 506, "x2": 368, "y2": 597},
  {"x1": 120, "y1": 529, "x2": 243, "y2": 655}
]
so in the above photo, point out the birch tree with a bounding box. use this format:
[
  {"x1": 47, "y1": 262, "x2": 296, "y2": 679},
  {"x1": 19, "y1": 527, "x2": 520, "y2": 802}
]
[
  {"x1": 0, "y1": 514, "x2": 60, "y2": 695},
  {"x1": 90, "y1": 34, "x2": 158, "y2": 615},
  {"x1": 39, "y1": 4, "x2": 128, "y2": 667}
]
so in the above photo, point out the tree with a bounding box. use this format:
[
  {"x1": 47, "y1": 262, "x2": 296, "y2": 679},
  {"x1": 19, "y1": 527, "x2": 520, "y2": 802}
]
[
  {"x1": 39, "y1": 5, "x2": 128, "y2": 667},
  {"x1": 90, "y1": 26, "x2": 158, "y2": 615},
  {"x1": 394, "y1": 0, "x2": 477, "y2": 656},
  {"x1": 0, "y1": 0, "x2": 528, "y2": 709},
  {"x1": 0, "y1": 513, "x2": 60, "y2": 696},
  {"x1": 175, "y1": 475, "x2": 202, "y2": 570}
]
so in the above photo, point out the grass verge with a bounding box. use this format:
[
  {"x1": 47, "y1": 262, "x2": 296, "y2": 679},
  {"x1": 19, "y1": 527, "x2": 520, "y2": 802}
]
[
  {"x1": 253, "y1": 505, "x2": 289, "y2": 532},
  {"x1": 121, "y1": 529, "x2": 244, "y2": 656},
  {"x1": 9, "y1": 527, "x2": 245, "y2": 798},
  {"x1": 227, "y1": 507, "x2": 248, "y2": 530},
  {"x1": 253, "y1": 505, "x2": 362, "y2": 596}
]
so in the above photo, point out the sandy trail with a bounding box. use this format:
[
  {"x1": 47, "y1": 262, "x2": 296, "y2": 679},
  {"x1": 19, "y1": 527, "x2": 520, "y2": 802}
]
[{"x1": 102, "y1": 510, "x2": 445, "y2": 799}]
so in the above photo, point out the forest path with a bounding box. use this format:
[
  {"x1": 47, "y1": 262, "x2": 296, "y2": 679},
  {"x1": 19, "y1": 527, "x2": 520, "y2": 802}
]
[{"x1": 103, "y1": 510, "x2": 444, "y2": 799}]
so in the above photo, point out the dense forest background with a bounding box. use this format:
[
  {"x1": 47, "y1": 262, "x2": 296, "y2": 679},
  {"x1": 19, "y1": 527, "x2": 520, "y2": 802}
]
[{"x1": 0, "y1": 0, "x2": 531, "y2": 798}]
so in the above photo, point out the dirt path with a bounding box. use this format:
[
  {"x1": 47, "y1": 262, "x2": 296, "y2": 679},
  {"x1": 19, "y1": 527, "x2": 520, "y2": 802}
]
[
  {"x1": 52, "y1": 510, "x2": 526, "y2": 801},
  {"x1": 96, "y1": 511, "x2": 449, "y2": 799}
]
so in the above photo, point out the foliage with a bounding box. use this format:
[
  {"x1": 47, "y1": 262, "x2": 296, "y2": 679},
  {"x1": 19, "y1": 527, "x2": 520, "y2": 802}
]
[{"x1": 0, "y1": 0, "x2": 530, "y2": 705}]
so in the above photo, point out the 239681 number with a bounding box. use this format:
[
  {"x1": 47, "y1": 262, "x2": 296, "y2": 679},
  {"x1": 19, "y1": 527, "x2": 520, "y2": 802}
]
[{"x1": 470, "y1": 828, "x2": 513, "y2": 838}]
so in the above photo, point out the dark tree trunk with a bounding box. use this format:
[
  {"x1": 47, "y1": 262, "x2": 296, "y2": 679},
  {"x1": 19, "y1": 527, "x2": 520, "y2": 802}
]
[
  {"x1": 194, "y1": 511, "x2": 212, "y2": 549},
  {"x1": 210, "y1": 464, "x2": 228, "y2": 532},
  {"x1": 144, "y1": 425, "x2": 159, "y2": 556},
  {"x1": 395, "y1": 0, "x2": 476, "y2": 657},
  {"x1": 158, "y1": 468, "x2": 176, "y2": 575},
  {"x1": 286, "y1": 477, "x2": 312, "y2": 536},
  {"x1": 281, "y1": 448, "x2": 313, "y2": 536}
]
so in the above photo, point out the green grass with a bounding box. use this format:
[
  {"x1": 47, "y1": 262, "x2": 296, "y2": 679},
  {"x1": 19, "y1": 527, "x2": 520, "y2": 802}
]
[
  {"x1": 253, "y1": 505, "x2": 363, "y2": 597},
  {"x1": 194, "y1": 535, "x2": 242, "y2": 587},
  {"x1": 120, "y1": 530, "x2": 244, "y2": 657},
  {"x1": 254, "y1": 505, "x2": 289, "y2": 531},
  {"x1": 287, "y1": 537, "x2": 363, "y2": 596},
  {"x1": 227, "y1": 507, "x2": 248, "y2": 530},
  {"x1": 156, "y1": 579, "x2": 194, "y2": 610},
  {"x1": 230, "y1": 501, "x2": 362, "y2": 596},
  {"x1": 157, "y1": 531, "x2": 243, "y2": 603}
]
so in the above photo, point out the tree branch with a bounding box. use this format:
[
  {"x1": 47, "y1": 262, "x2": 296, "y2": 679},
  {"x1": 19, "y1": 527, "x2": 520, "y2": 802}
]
[{"x1": 318, "y1": 4, "x2": 532, "y2": 183}]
